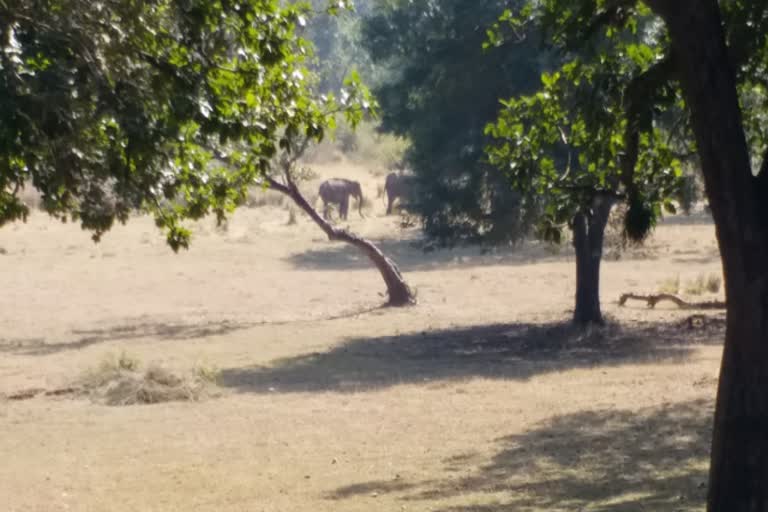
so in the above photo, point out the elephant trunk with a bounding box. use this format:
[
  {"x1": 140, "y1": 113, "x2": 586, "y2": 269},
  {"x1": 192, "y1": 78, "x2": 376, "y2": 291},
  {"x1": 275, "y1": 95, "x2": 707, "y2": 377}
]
[{"x1": 357, "y1": 191, "x2": 364, "y2": 218}]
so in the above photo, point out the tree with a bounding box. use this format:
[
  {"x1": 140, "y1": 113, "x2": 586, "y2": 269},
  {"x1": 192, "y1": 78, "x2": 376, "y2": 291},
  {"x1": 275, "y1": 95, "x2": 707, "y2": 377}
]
[
  {"x1": 304, "y1": 0, "x2": 380, "y2": 94},
  {"x1": 1, "y1": 0, "x2": 327, "y2": 247},
  {"x1": 2, "y1": 0, "x2": 413, "y2": 306},
  {"x1": 258, "y1": 132, "x2": 414, "y2": 306},
  {"x1": 361, "y1": 0, "x2": 546, "y2": 245},
  {"x1": 485, "y1": 12, "x2": 684, "y2": 325},
  {"x1": 500, "y1": 1, "x2": 768, "y2": 508}
]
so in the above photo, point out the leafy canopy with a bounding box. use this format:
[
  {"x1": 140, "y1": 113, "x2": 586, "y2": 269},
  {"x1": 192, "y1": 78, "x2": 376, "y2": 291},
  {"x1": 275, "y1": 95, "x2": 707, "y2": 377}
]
[
  {"x1": 361, "y1": 0, "x2": 547, "y2": 245},
  {"x1": 1, "y1": 0, "x2": 372, "y2": 249},
  {"x1": 485, "y1": 2, "x2": 686, "y2": 243}
]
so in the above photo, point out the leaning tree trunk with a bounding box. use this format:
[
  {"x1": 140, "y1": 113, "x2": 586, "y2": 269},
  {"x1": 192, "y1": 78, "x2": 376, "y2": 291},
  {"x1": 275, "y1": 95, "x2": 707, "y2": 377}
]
[
  {"x1": 572, "y1": 198, "x2": 613, "y2": 326},
  {"x1": 268, "y1": 178, "x2": 414, "y2": 306},
  {"x1": 647, "y1": 2, "x2": 768, "y2": 510}
]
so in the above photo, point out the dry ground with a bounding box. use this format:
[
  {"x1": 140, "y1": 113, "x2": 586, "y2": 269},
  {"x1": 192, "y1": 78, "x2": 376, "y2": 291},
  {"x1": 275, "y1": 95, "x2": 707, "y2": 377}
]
[{"x1": 0, "y1": 163, "x2": 724, "y2": 511}]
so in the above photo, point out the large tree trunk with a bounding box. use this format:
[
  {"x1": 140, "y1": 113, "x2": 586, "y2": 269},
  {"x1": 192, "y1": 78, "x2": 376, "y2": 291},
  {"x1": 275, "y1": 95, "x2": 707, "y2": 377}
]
[
  {"x1": 647, "y1": 2, "x2": 768, "y2": 509},
  {"x1": 268, "y1": 177, "x2": 414, "y2": 307},
  {"x1": 572, "y1": 197, "x2": 613, "y2": 325}
]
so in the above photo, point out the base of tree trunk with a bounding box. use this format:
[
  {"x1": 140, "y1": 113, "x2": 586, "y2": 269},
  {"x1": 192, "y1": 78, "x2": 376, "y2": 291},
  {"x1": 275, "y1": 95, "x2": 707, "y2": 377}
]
[
  {"x1": 385, "y1": 288, "x2": 417, "y2": 308},
  {"x1": 618, "y1": 292, "x2": 725, "y2": 309},
  {"x1": 572, "y1": 309, "x2": 605, "y2": 326}
]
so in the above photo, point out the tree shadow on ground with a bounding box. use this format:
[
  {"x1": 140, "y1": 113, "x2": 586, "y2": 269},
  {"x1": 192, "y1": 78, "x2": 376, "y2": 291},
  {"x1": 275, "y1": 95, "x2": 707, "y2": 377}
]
[
  {"x1": 0, "y1": 319, "x2": 252, "y2": 356},
  {"x1": 285, "y1": 236, "x2": 570, "y2": 272},
  {"x1": 0, "y1": 305, "x2": 387, "y2": 357},
  {"x1": 220, "y1": 319, "x2": 723, "y2": 394},
  {"x1": 660, "y1": 210, "x2": 714, "y2": 226},
  {"x1": 329, "y1": 399, "x2": 712, "y2": 511}
]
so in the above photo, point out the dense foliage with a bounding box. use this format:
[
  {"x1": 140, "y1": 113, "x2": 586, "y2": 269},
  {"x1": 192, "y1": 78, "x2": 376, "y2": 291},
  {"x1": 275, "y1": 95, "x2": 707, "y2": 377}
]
[
  {"x1": 485, "y1": 10, "x2": 684, "y2": 245},
  {"x1": 1, "y1": 0, "x2": 370, "y2": 249},
  {"x1": 304, "y1": 0, "x2": 379, "y2": 94},
  {"x1": 362, "y1": 0, "x2": 548, "y2": 244}
]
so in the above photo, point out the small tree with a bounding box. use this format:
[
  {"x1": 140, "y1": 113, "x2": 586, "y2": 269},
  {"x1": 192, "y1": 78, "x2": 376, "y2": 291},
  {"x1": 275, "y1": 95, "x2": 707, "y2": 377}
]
[
  {"x1": 259, "y1": 133, "x2": 414, "y2": 306},
  {"x1": 486, "y1": 43, "x2": 683, "y2": 325}
]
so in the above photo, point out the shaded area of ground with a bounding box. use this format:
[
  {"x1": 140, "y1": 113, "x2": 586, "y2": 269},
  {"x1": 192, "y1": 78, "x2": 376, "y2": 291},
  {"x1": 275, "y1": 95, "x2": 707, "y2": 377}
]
[
  {"x1": 329, "y1": 399, "x2": 712, "y2": 511},
  {"x1": 285, "y1": 236, "x2": 568, "y2": 272},
  {"x1": 660, "y1": 210, "x2": 714, "y2": 226},
  {"x1": 0, "y1": 319, "x2": 252, "y2": 356},
  {"x1": 0, "y1": 305, "x2": 388, "y2": 357},
  {"x1": 220, "y1": 319, "x2": 723, "y2": 394}
]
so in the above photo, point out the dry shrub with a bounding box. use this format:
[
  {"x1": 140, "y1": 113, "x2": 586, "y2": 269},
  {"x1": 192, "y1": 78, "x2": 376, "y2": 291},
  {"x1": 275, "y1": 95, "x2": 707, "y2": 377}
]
[
  {"x1": 705, "y1": 273, "x2": 722, "y2": 294},
  {"x1": 79, "y1": 354, "x2": 219, "y2": 406},
  {"x1": 658, "y1": 275, "x2": 681, "y2": 295},
  {"x1": 685, "y1": 275, "x2": 707, "y2": 296},
  {"x1": 657, "y1": 273, "x2": 722, "y2": 297},
  {"x1": 245, "y1": 188, "x2": 285, "y2": 208},
  {"x1": 685, "y1": 273, "x2": 722, "y2": 296}
]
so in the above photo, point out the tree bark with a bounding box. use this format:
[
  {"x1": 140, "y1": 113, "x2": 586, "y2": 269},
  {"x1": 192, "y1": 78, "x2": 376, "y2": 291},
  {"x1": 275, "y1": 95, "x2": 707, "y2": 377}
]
[
  {"x1": 267, "y1": 177, "x2": 415, "y2": 307},
  {"x1": 572, "y1": 197, "x2": 613, "y2": 325},
  {"x1": 646, "y1": 2, "x2": 768, "y2": 510}
]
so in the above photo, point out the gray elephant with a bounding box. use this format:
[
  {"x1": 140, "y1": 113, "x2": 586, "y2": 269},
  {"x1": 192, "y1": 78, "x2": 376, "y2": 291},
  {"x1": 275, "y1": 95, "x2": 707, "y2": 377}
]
[
  {"x1": 384, "y1": 172, "x2": 415, "y2": 215},
  {"x1": 318, "y1": 178, "x2": 364, "y2": 220}
]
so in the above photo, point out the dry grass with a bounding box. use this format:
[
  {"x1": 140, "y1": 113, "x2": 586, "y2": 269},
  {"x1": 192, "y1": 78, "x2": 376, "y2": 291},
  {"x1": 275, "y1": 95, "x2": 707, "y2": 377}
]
[
  {"x1": 244, "y1": 187, "x2": 286, "y2": 208},
  {"x1": 658, "y1": 275, "x2": 681, "y2": 295},
  {"x1": 705, "y1": 273, "x2": 723, "y2": 293},
  {"x1": 0, "y1": 170, "x2": 725, "y2": 512},
  {"x1": 657, "y1": 273, "x2": 722, "y2": 297},
  {"x1": 79, "y1": 353, "x2": 219, "y2": 406},
  {"x1": 303, "y1": 121, "x2": 408, "y2": 170}
]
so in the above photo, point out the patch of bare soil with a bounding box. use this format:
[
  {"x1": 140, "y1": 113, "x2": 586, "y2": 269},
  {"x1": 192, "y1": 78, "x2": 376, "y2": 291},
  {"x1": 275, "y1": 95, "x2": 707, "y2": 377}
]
[{"x1": 0, "y1": 163, "x2": 724, "y2": 511}]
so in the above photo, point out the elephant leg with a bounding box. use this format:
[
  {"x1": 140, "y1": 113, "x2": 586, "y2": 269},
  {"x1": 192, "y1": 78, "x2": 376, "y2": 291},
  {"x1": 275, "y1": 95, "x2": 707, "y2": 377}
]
[
  {"x1": 340, "y1": 197, "x2": 349, "y2": 220},
  {"x1": 323, "y1": 201, "x2": 331, "y2": 220},
  {"x1": 386, "y1": 195, "x2": 394, "y2": 215}
]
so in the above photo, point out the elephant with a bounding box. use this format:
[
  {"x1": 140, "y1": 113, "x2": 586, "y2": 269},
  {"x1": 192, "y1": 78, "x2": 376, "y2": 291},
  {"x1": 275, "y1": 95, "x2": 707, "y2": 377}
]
[
  {"x1": 318, "y1": 178, "x2": 364, "y2": 220},
  {"x1": 384, "y1": 172, "x2": 415, "y2": 215}
]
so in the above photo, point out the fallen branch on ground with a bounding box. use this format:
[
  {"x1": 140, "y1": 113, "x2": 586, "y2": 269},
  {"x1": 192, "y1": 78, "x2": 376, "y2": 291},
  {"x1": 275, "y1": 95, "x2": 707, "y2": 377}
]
[{"x1": 618, "y1": 293, "x2": 725, "y2": 310}]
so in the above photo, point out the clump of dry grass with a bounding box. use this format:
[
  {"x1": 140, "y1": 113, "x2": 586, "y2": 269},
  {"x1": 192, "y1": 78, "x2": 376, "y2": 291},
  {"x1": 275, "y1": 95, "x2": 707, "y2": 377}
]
[
  {"x1": 79, "y1": 353, "x2": 219, "y2": 406},
  {"x1": 658, "y1": 275, "x2": 681, "y2": 295},
  {"x1": 657, "y1": 272, "x2": 722, "y2": 297},
  {"x1": 685, "y1": 272, "x2": 722, "y2": 296},
  {"x1": 705, "y1": 273, "x2": 722, "y2": 293},
  {"x1": 245, "y1": 188, "x2": 286, "y2": 209}
]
